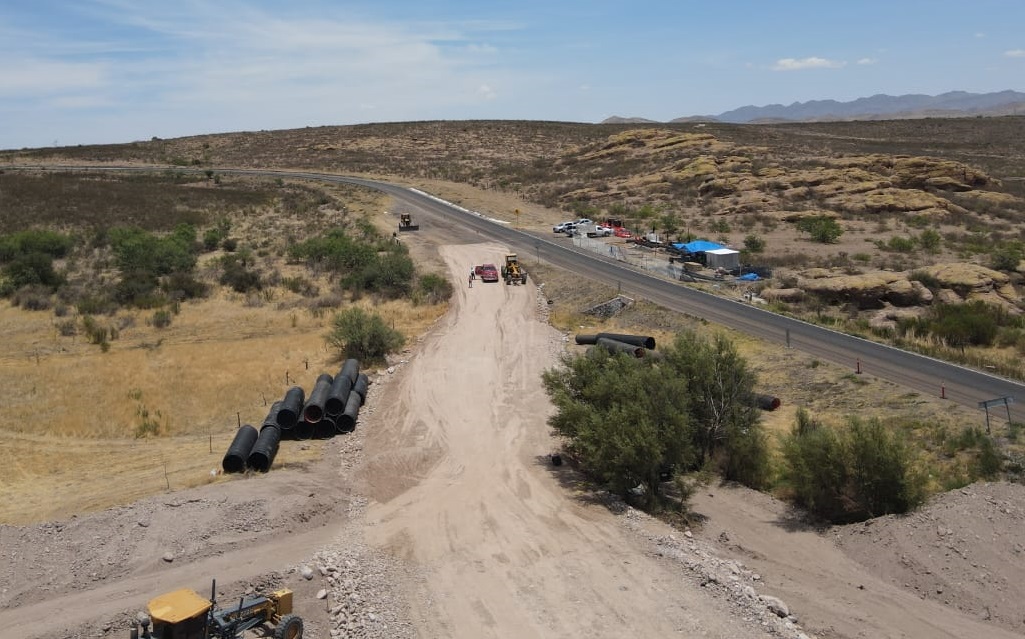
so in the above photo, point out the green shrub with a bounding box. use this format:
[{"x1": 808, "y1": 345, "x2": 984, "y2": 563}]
[
  {"x1": 885, "y1": 236, "x2": 917, "y2": 253},
  {"x1": 151, "y1": 309, "x2": 173, "y2": 329},
  {"x1": 219, "y1": 253, "x2": 261, "y2": 293},
  {"x1": 795, "y1": 216, "x2": 844, "y2": 244},
  {"x1": 326, "y1": 306, "x2": 405, "y2": 361},
  {"x1": 918, "y1": 228, "x2": 942, "y2": 252},
  {"x1": 0, "y1": 229, "x2": 74, "y2": 262},
  {"x1": 2, "y1": 252, "x2": 63, "y2": 290},
  {"x1": 743, "y1": 234, "x2": 766, "y2": 253},
  {"x1": 782, "y1": 412, "x2": 925, "y2": 523},
  {"x1": 414, "y1": 273, "x2": 453, "y2": 305}
]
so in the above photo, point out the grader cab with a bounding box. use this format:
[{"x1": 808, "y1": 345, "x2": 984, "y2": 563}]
[
  {"x1": 128, "y1": 580, "x2": 302, "y2": 639},
  {"x1": 501, "y1": 254, "x2": 528, "y2": 286},
  {"x1": 398, "y1": 213, "x2": 420, "y2": 231}
]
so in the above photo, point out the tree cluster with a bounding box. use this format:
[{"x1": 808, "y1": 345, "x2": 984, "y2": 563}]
[{"x1": 542, "y1": 330, "x2": 769, "y2": 509}]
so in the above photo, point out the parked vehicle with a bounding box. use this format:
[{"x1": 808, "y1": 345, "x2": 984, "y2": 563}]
[
  {"x1": 589, "y1": 225, "x2": 613, "y2": 237},
  {"x1": 552, "y1": 221, "x2": 577, "y2": 233},
  {"x1": 575, "y1": 218, "x2": 594, "y2": 226},
  {"x1": 613, "y1": 227, "x2": 632, "y2": 238},
  {"x1": 501, "y1": 254, "x2": 528, "y2": 285},
  {"x1": 478, "y1": 263, "x2": 499, "y2": 282}
]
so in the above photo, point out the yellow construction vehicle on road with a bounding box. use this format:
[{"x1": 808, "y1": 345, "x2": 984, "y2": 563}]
[
  {"x1": 501, "y1": 254, "x2": 528, "y2": 286},
  {"x1": 128, "y1": 579, "x2": 302, "y2": 639},
  {"x1": 398, "y1": 212, "x2": 420, "y2": 231}
]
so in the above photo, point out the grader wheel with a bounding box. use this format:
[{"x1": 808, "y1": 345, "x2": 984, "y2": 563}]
[{"x1": 274, "y1": 614, "x2": 304, "y2": 639}]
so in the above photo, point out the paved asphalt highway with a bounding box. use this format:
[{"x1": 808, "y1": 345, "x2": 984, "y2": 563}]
[{"x1": 26, "y1": 166, "x2": 1025, "y2": 424}]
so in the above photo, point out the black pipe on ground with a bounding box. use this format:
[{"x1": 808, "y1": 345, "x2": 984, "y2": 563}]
[
  {"x1": 277, "y1": 386, "x2": 305, "y2": 429},
  {"x1": 293, "y1": 419, "x2": 314, "y2": 441},
  {"x1": 325, "y1": 374, "x2": 353, "y2": 417},
  {"x1": 303, "y1": 373, "x2": 334, "y2": 423},
  {"x1": 247, "y1": 424, "x2": 281, "y2": 472},
  {"x1": 756, "y1": 394, "x2": 782, "y2": 411},
  {"x1": 574, "y1": 334, "x2": 599, "y2": 346},
  {"x1": 595, "y1": 337, "x2": 645, "y2": 358},
  {"x1": 597, "y1": 333, "x2": 656, "y2": 349},
  {"x1": 337, "y1": 390, "x2": 362, "y2": 432},
  {"x1": 261, "y1": 401, "x2": 283, "y2": 431},
  {"x1": 222, "y1": 424, "x2": 259, "y2": 473},
  {"x1": 312, "y1": 416, "x2": 337, "y2": 440},
  {"x1": 340, "y1": 358, "x2": 360, "y2": 384},
  {"x1": 352, "y1": 373, "x2": 369, "y2": 402}
]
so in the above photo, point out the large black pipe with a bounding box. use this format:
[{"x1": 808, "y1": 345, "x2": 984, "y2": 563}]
[
  {"x1": 222, "y1": 424, "x2": 259, "y2": 473},
  {"x1": 303, "y1": 373, "x2": 334, "y2": 423},
  {"x1": 312, "y1": 416, "x2": 337, "y2": 440},
  {"x1": 247, "y1": 424, "x2": 281, "y2": 472},
  {"x1": 336, "y1": 390, "x2": 362, "y2": 432},
  {"x1": 597, "y1": 333, "x2": 656, "y2": 349},
  {"x1": 575, "y1": 334, "x2": 599, "y2": 346},
  {"x1": 261, "y1": 401, "x2": 283, "y2": 431},
  {"x1": 352, "y1": 373, "x2": 370, "y2": 403},
  {"x1": 293, "y1": 419, "x2": 314, "y2": 441},
  {"x1": 325, "y1": 374, "x2": 353, "y2": 418},
  {"x1": 339, "y1": 358, "x2": 360, "y2": 384},
  {"x1": 756, "y1": 394, "x2": 782, "y2": 411},
  {"x1": 595, "y1": 337, "x2": 646, "y2": 358},
  {"x1": 277, "y1": 386, "x2": 305, "y2": 429}
]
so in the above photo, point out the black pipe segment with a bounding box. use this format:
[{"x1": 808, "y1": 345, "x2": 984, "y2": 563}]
[
  {"x1": 352, "y1": 373, "x2": 369, "y2": 403},
  {"x1": 303, "y1": 373, "x2": 334, "y2": 423},
  {"x1": 222, "y1": 424, "x2": 259, "y2": 473},
  {"x1": 595, "y1": 337, "x2": 646, "y2": 358},
  {"x1": 247, "y1": 423, "x2": 281, "y2": 472},
  {"x1": 261, "y1": 401, "x2": 283, "y2": 431},
  {"x1": 596, "y1": 333, "x2": 656, "y2": 349},
  {"x1": 337, "y1": 390, "x2": 362, "y2": 432},
  {"x1": 339, "y1": 358, "x2": 360, "y2": 384},
  {"x1": 756, "y1": 394, "x2": 782, "y2": 411},
  {"x1": 312, "y1": 416, "x2": 337, "y2": 440},
  {"x1": 293, "y1": 419, "x2": 314, "y2": 441},
  {"x1": 277, "y1": 386, "x2": 305, "y2": 429},
  {"x1": 574, "y1": 334, "x2": 599, "y2": 345},
  {"x1": 325, "y1": 374, "x2": 353, "y2": 418}
]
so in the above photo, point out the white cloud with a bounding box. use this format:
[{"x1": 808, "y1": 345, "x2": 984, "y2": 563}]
[
  {"x1": 772, "y1": 57, "x2": 846, "y2": 71},
  {"x1": 856, "y1": 57, "x2": 877, "y2": 65},
  {"x1": 975, "y1": 32, "x2": 987, "y2": 38},
  {"x1": 477, "y1": 84, "x2": 497, "y2": 100},
  {"x1": 0, "y1": 59, "x2": 106, "y2": 97},
  {"x1": 1005, "y1": 49, "x2": 1025, "y2": 58}
]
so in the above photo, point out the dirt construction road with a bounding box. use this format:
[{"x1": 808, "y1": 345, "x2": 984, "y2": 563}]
[{"x1": 358, "y1": 243, "x2": 772, "y2": 639}]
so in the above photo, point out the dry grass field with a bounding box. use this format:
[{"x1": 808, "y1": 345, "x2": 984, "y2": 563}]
[{"x1": 0, "y1": 173, "x2": 449, "y2": 524}]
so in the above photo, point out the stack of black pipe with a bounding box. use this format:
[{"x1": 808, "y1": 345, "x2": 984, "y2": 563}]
[
  {"x1": 573, "y1": 333, "x2": 782, "y2": 411},
  {"x1": 221, "y1": 358, "x2": 369, "y2": 474},
  {"x1": 575, "y1": 333, "x2": 656, "y2": 358}
]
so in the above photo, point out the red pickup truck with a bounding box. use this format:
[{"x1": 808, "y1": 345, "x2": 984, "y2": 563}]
[{"x1": 477, "y1": 263, "x2": 499, "y2": 282}]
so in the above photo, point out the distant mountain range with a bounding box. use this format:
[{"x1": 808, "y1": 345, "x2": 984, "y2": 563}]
[{"x1": 602, "y1": 90, "x2": 1025, "y2": 125}]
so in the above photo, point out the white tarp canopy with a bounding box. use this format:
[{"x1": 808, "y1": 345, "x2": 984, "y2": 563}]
[{"x1": 705, "y1": 247, "x2": 740, "y2": 270}]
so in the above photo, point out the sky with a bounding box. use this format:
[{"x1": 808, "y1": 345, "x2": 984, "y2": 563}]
[{"x1": 1, "y1": 0, "x2": 1023, "y2": 150}]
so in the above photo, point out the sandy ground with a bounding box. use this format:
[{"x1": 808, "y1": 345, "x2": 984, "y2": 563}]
[
  {"x1": 356, "y1": 243, "x2": 772, "y2": 639},
  {"x1": 1, "y1": 239, "x2": 1023, "y2": 639}
]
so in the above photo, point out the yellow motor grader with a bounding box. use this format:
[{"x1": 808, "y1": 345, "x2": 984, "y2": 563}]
[
  {"x1": 501, "y1": 253, "x2": 528, "y2": 285},
  {"x1": 127, "y1": 580, "x2": 302, "y2": 639}
]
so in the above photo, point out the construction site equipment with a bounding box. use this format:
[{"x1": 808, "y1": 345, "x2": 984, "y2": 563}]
[
  {"x1": 128, "y1": 579, "x2": 302, "y2": 639},
  {"x1": 222, "y1": 425, "x2": 259, "y2": 474},
  {"x1": 398, "y1": 213, "x2": 420, "y2": 231},
  {"x1": 501, "y1": 254, "x2": 528, "y2": 285}
]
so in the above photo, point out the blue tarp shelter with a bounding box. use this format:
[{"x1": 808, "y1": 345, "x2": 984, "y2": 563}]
[{"x1": 672, "y1": 240, "x2": 724, "y2": 253}]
